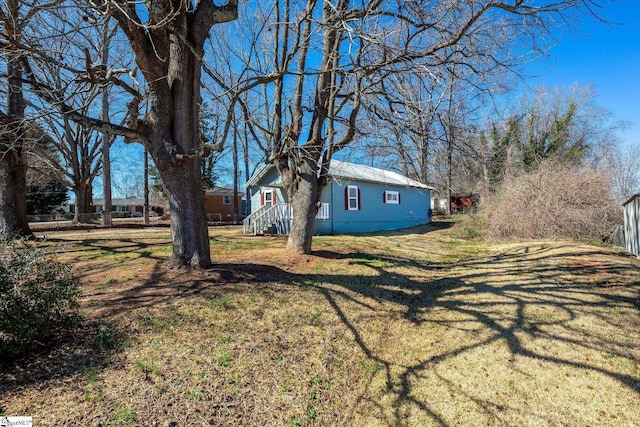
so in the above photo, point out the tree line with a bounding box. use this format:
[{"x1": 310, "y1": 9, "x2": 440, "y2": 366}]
[{"x1": 1, "y1": 0, "x2": 635, "y2": 268}]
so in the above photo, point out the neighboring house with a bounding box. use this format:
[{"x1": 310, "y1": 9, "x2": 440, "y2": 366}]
[
  {"x1": 204, "y1": 186, "x2": 245, "y2": 222},
  {"x1": 244, "y1": 159, "x2": 434, "y2": 235},
  {"x1": 64, "y1": 197, "x2": 167, "y2": 216},
  {"x1": 623, "y1": 194, "x2": 640, "y2": 258},
  {"x1": 94, "y1": 198, "x2": 167, "y2": 216}
]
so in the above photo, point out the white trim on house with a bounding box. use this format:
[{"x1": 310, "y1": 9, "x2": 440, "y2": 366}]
[
  {"x1": 347, "y1": 185, "x2": 359, "y2": 210},
  {"x1": 384, "y1": 190, "x2": 400, "y2": 204}
]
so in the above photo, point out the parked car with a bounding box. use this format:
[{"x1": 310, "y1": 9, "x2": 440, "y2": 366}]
[{"x1": 132, "y1": 211, "x2": 142, "y2": 217}]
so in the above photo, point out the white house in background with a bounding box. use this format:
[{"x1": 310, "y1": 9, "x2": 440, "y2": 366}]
[
  {"x1": 623, "y1": 194, "x2": 640, "y2": 258},
  {"x1": 63, "y1": 197, "x2": 167, "y2": 215},
  {"x1": 244, "y1": 159, "x2": 434, "y2": 235}
]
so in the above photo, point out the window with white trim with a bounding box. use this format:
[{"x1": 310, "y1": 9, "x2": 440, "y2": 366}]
[
  {"x1": 223, "y1": 195, "x2": 232, "y2": 205},
  {"x1": 262, "y1": 190, "x2": 275, "y2": 207},
  {"x1": 347, "y1": 185, "x2": 359, "y2": 210},
  {"x1": 384, "y1": 190, "x2": 400, "y2": 204}
]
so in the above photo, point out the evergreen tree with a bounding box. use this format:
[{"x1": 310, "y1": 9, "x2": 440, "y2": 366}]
[{"x1": 26, "y1": 181, "x2": 68, "y2": 215}]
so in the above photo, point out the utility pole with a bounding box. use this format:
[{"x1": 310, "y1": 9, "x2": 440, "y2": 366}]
[
  {"x1": 101, "y1": 21, "x2": 113, "y2": 227},
  {"x1": 144, "y1": 149, "x2": 149, "y2": 225}
]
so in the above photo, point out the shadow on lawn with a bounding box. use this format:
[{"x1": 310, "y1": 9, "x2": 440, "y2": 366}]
[
  {"x1": 0, "y1": 318, "x2": 129, "y2": 403},
  {"x1": 308, "y1": 246, "x2": 640, "y2": 426},
  {"x1": 2, "y1": 231, "x2": 639, "y2": 426},
  {"x1": 73, "y1": 242, "x2": 638, "y2": 426}
]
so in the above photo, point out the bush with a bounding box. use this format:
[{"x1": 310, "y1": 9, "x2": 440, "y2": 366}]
[
  {"x1": 0, "y1": 237, "x2": 80, "y2": 361},
  {"x1": 481, "y1": 163, "x2": 622, "y2": 241}
]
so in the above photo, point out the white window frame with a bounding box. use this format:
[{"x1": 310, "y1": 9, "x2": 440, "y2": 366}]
[
  {"x1": 348, "y1": 185, "x2": 359, "y2": 210},
  {"x1": 385, "y1": 190, "x2": 400, "y2": 204},
  {"x1": 262, "y1": 190, "x2": 275, "y2": 207},
  {"x1": 223, "y1": 195, "x2": 232, "y2": 205}
]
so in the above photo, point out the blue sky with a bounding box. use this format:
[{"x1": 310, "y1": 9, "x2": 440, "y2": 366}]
[
  {"x1": 96, "y1": 1, "x2": 639, "y2": 200},
  {"x1": 524, "y1": 0, "x2": 640, "y2": 148}
]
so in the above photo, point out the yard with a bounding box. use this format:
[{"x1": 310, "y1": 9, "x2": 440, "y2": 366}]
[{"x1": 1, "y1": 220, "x2": 639, "y2": 426}]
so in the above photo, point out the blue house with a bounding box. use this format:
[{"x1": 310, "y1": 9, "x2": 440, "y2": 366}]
[{"x1": 243, "y1": 159, "x2": 434, "y2": 235}]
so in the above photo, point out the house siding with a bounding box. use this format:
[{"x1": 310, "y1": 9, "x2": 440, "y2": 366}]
[
  {"x1": 203, "y1": 194, "x2": 243, "y2": 221},
  {"x1": 624, "y1": 195, "x2": 640, "y2": 258},
  {"x1": 246, "y1": 161, "x2": 433, "y2": 235},
  {"x1": 324, "y1": 181, "x2": 431, "y2": 234},
  {"x1": 249, "y1": 167, "x2": 287, "y2": 211}
]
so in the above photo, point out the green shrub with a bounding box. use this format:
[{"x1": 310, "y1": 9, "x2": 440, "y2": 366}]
[{"x1": 0, "y1": 237, "x2": 80, "y2": 361}]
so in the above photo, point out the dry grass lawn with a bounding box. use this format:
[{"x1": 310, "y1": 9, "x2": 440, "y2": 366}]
[{"x1": 1, "y1": 221, "x2": 639, "y2": 426}]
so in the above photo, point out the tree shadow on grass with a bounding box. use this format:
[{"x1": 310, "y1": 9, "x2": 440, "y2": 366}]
[
  {"x1": 70, "y1": 242, "x2": 639, "y2": 425},
  {"x1": 2, "y1": 238, "x2": 638, "y2": 426},
  {"x1": 307, "y1": 246, "x2": 640, "y2": 425},
  {"x1": 0, "y1": 318, "x2": 130, "y2": 408}
]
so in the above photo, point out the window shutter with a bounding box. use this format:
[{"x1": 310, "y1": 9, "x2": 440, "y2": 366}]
[
  {"x1": 383, "y1": 191, "x2": 386, "y2": 203},
  {"x1": 260, "y1": 192, "x2": 264, "y2": 206},
  {"x1": 357, "y1": 188, "x2": 361, "y2": 210},
  {"x1": 398, "y1": 193, "x2": 401, "y2": 204},
  {"x1": 272, "y1": 190, "x2": 277, "y2": 204},
  {"x1": 344, "y1": 187, "x2": 349, "y2": 210}
]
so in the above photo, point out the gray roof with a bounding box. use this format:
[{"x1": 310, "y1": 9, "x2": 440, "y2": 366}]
[
  {"x1": 246, "y1": 159, "x2": 434, "y2": 190},
  {"x1": 329, "y1": 159, "x2": 434, "y2": 189}
]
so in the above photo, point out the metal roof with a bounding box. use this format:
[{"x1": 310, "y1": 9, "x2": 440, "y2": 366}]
[
  {"x1": 328, "y1": 159, "x2": 434, "y2": 189},
  {"x1": 245, "y1": 159, "x2": 434, "y2": 190}
]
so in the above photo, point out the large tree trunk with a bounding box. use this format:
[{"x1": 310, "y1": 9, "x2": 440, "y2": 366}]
[
  {"x1": 157, "y1": 156, "x2": 210, "y2": 268},
  {"x1": 0, "y1": 56, "x2": 32, "y2": 237},
  {"x1": 0, "y1": 149, "x2": 31, "y2": 236},
  {"x1": 286, "y1": 158, "x2": 321, "y2": 254},
  {"x1": 101, "y1": 2, "x2": 238, "y2": 268},
  {"x1": 73, "y1": 180, "x2": 93, "y2": 224},
  {"x1": 146, "y1": 33, "x2": 211, "y2": 268}
]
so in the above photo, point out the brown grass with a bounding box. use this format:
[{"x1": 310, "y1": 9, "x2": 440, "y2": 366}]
[{"x1": 1, "y1": 222, "x2": 639, "y2": 426}]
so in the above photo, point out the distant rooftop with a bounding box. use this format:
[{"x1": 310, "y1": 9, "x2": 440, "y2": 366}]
[
  {"x1": 92, "y1": 197, "x2": 167, "y2": 208},
  {"x1": 204, "y1": 186, "x2": 245, "y2": 196}
]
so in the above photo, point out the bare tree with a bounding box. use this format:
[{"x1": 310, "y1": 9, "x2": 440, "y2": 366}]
[
  {"x1": 31, "y1": 107, "x2": 103, "y2": 224},
  {"x1": 4, "y1": 1, "x2": 239, "y2": 266},
  {"x1": 89, "y1": 1, "x2": 240, "y2": 267},
  {"x1": 484, "y1": 84, "x2": 622, "y2": 187},
  {"x1": 226, "y1": 0, "x2": 603, "y2": 254},
  {"x1": 611, "y1": 143, "x2": 640, "y2": 203},
  {"x1": 100, "y1": 19, "x2": 118, "y2": 227},
  {"x1": 0, "y1": 0, "x2": 57, "y2": 235}
]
